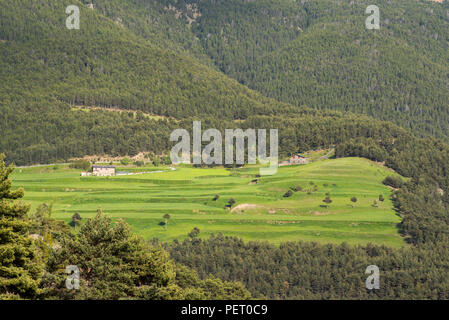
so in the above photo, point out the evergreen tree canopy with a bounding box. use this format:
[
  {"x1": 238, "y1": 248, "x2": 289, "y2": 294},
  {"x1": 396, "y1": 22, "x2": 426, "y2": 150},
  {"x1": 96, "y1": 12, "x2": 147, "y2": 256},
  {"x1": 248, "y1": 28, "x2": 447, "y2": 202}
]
[{"x1": 0, "y1": 154, "x2": 42, "y2": 299}]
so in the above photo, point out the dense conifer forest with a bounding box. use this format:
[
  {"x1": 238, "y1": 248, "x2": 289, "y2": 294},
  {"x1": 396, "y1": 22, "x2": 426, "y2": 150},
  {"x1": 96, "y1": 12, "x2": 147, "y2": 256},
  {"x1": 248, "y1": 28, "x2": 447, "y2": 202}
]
[{"x1": 1, "y1": 0, "x2": 449, "y2": 165}]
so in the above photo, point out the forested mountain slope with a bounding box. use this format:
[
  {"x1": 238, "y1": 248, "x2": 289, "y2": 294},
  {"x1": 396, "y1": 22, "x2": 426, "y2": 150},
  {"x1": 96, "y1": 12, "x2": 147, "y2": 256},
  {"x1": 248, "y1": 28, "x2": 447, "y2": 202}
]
[
  {"x1": 1, "y1": 0, "x2": 449, "y2": 165},
  {"x1": 35, "y1": 0, "x2": 448, "y2": 140},
  {"x1": 164, "y1": 0, "x2": 449, "y2": 140},
  {"x1": 0, "y1": 0, "x2": 289, "y2": 164},
  {"x1": 0, "y1": 0, "x2": 290, "y2": 119}
]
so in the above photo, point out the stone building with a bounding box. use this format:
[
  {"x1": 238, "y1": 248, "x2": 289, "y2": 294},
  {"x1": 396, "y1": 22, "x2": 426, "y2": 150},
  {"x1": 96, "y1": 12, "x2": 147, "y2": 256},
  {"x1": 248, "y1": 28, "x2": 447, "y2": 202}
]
[
  {"x1": 92, "y1": 165, "x2": 116, "y2": 176},
  {"x1": 289, "y1": 154, "x2": 309, "y2": 165}
]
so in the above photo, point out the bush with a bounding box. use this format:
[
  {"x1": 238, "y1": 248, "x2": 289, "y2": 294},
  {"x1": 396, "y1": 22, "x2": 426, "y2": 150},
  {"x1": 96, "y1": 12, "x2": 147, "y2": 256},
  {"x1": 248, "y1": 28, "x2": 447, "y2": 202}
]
[
  {"x1": 283, "y1": 190, "x2": 293, "y2": 198},
  {"x1": 134, "y1": 161, "x2": 144, "y2": 167},
  {"x1": 382, "y1": 176, "x2": 403, "y2": 188},
  {"x1": 69, "y1": 160, "x2": 91, "y2": 171},
  {"x1": 153, "y1": 158, "x2": 161, "y2": 167},
  {"x1": 226, "y1": 198, "x2": 236, "y2": 208}
]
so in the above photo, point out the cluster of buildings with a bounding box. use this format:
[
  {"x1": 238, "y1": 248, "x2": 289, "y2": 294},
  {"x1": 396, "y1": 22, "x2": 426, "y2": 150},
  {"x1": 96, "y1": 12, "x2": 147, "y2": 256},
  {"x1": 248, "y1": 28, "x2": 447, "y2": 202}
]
[
  {"x1": 279, "y1": 154, "x2": 309, "y2": 166},
  {"x1": 81, "y1": 165, "x2": 116, "y2": 177},
  {"x1": 288, "y1": 154, "x2": 309, "y2": 165},
  {"x1": 79, "y1": 155, "x2": 309, "y2": 176}
]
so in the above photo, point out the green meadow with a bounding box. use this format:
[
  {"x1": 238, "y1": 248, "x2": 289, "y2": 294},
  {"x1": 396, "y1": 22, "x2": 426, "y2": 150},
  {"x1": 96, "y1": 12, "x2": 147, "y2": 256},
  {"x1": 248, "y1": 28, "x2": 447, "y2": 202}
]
[{"x1": 12, "y1": 157, "x2": 405, "y2": 247}]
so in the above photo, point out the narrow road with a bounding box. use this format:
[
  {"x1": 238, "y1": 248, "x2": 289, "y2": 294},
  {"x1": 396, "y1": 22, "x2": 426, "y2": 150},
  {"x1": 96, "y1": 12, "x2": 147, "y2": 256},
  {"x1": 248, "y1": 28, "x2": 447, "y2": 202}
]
[
  {"x1": 16, "y1": 163, "x2": 69, "y2": 168},
  {"x1": 318, "y1": 148, "x2": 335, "y2": 160}
]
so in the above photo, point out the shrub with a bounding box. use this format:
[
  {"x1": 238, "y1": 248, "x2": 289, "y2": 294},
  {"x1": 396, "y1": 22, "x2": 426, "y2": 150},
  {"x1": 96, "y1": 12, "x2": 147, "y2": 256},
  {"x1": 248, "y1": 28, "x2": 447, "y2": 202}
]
[
  {"x1": 283, "y1": 190, "x2": 294, "y2": 198},
  {"x1": 323, "y1": 196, "x2": 332, "y2": 209},
  {"x1": 153, "y1": 158, "x2": 161, "y2": 167},
  {"x1": 134, "y1": 161, "x2": 144, "y2": 167},
  {"x1": 226, "y1": 198, "x2": 236, "y2": 208},
  {"x1": 382, "y1": 176, "x2": 403, "y2": 188},
  {"x1": 69, "y1": 160, "x2": 91, "y2": 171}
]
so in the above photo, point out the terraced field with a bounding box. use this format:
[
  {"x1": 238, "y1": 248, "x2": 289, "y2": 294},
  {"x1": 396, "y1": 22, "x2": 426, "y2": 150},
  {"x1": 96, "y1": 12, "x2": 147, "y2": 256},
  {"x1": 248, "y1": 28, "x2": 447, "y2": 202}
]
[{"x1": 12, "y1": 157, "x2": 405, "y2": 247}]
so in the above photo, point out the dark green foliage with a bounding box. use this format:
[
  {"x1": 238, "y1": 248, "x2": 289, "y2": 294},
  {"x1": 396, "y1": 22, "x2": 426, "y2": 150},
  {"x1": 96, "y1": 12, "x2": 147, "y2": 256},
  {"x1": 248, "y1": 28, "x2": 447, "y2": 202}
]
[
  {"x1": 4, "y1": 0, "x2": 449, "y2": 165},
  {"x1": 185, "y1": 0, "x2": 449, "y2": 140},
  {"x1": 134, "y1": 161, "x2": 144, "y2": 167},
  {"x1": 69, "y1": 160, "x2": 91, "y2": 171},
  {"x1": 188, "y1": 228, "x2": 201, "y2": 239},
  {"x1": 29, "y1": 203, "x2": 70, "y2": 243},
  {"x1": 70, "y1": 212, "x2": 82, "y2": 230},
  {"x1": 0, "y1": 154, "x2": 43, "y2": 299},
  {"x1": 167, "y1": 234, "x2": 449, "y2": 300},
  {"x1": 41, "y1": 213, "x2": 250, "y2": 300},
  {"x1": 322, "y1": 196, "x2": 332, "y2": 209},
  {"x1": 0, "y1": 0, "x2": 294, "y2": 165},
  {"x1": 382, "y1": 176, "x2": 404, "y2": 189},
  {"x1": 283, "y1": 190, "x2": 293, "y2": 198},
  {"x1": 227, "y1": 198, "x2": 236, "y2": 208}
]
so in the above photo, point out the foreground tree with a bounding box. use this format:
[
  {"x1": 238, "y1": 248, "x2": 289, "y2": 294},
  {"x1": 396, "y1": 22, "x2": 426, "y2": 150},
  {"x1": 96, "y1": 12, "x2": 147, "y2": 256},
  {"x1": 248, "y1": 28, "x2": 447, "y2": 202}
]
[
  {"x1": 42, "y1": 212, "x2": 250, "y2": 300},
  {"x1": 0, "y1": 154, "x2": 43, "y2": 299}
]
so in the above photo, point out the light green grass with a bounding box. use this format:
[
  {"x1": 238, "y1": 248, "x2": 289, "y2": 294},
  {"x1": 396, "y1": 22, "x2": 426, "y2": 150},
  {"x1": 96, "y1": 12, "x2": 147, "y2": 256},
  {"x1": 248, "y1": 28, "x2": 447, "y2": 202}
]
[{"x1": 12, "y1": 157, "x2": 405, "y2": 247}]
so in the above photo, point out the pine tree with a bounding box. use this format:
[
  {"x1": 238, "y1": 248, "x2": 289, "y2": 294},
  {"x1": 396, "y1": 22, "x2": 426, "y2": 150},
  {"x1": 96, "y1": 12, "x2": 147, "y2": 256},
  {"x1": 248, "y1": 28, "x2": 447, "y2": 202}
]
[{"x1": 0, "y1": 154, "x2": 42, "y2": 299}]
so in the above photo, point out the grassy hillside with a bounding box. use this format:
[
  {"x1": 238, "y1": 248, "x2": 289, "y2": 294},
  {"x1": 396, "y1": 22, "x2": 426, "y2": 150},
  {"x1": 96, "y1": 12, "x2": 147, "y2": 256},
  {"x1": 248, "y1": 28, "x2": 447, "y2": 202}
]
[{"x1": 12, "y1": 157, "x2": 404, "y2": 247}]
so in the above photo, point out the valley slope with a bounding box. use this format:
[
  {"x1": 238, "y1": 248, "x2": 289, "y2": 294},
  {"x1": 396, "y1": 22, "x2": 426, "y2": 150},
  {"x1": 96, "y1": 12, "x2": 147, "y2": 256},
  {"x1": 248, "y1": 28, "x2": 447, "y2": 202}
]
[{"x1": 12, "y1": 157, "x2": 404, "y2": 247}]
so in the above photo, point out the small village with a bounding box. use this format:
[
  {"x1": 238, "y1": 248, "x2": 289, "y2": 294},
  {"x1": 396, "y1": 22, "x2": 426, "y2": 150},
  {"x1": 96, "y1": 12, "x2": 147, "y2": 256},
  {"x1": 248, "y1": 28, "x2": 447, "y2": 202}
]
[
  {"x1": 77, "y1": 149, "x2": 339, "y2": 177},
  {"x1": 80, "y1": 155, "x2": 311, "y2": 177},
  {"x1": 81, "y1": 164, "x2": 176, "y2": 177}
]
